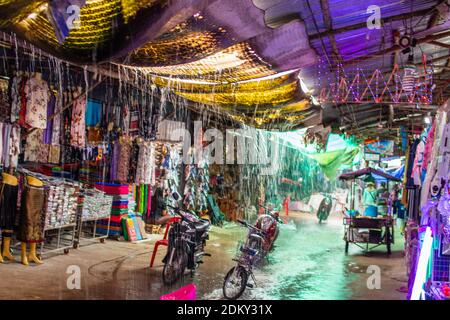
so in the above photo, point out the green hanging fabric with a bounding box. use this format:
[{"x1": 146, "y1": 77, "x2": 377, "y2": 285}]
[
  {"x1": 139, "y1": 185, "x2": 145, "y2": 214},
  {"x1": 144, "y1": 185, "x2": 148, "y2": 216},
  {"x1": 307, "y1": 147, "x2": 360, "y2": 180}
]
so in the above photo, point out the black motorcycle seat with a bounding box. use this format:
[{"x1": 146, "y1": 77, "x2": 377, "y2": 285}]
[{"x1": 192, "y1": 219, "x2": 210, "y2": 232}]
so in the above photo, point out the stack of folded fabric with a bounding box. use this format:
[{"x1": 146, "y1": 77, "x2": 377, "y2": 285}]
[
  {"x1": 51, "y1": 166, "x2": 75, "y2": 180},
  {"x1": 79, "y1": 188, "x2": 113, "y2": 220},
  {"x1": 44, "y1": 181, "x2": 79, "y2": 228},
  {"x1": 78, "y1": 164, "x2": 105, "y2": 186},
  {"x1": 94, "y1": 183, "x2": 131, "y2": 237},
  {"x1": 44, "y1": 184, "x2": 65, "y2": 228}
]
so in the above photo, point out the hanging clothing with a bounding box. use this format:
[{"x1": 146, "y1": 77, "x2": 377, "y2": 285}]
[
  {"x1": 17, "y1": 77, "x2": 28, "y2": 127},
  {"x1": 117, "y1": 139, "x2": 131, "y2": 183},
  {"x1": 411, "y1": 140, "x2": 425, "y2": 187},
  {"x1": 10, "y1": 75, "x2": 25, "y2": 123},
  {"x1": 24, "y1": 129, "x2": 49, "y2": 163},
  {"x1": 86, "y1": 99, "x2": 102, "y2": 126},
  {"x1": 129, "y1": 140, "x2": 139, "y2": 183},
  {"x1": 0, "y1": 123, "x2": 21, "y2": 169},
  {"x1": 8, "y1": 126, "x2": 21, "y2": 169},
  {"x1": 24, "y1": 75, "x2": 49, "y2": 129},
  {"x1": 406, "y1": 139, "x2": 419, "y2": 189},
  {"x1": 51, "y1": 95, "x2": 62, "y2": 145},
  {"x1": 422, "y1": 121, "x2": 436, "y2": 173},
  {"x1": 2, "y1": 123, "x2": 11, "y2": 168},
  {"x1": 70, "y1": 93, "x2": 86, "y2": 148},
  {"x1": 136, "y1": 142, "x2": 156, "y2": 185},
  {"x1": 0, "y1": 81, "x2": 10, "y2": 123},
  {"x1": 110, "y1": 141, "x2": 120, "y2": 182},
  {"x1": 43, "y1": 93, "x2": 56, "y2": 145},
  {"x1": 48, "y1": 145, "x2": 61, "y2": 164}
]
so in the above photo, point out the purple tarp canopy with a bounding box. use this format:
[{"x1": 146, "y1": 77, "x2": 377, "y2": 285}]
[{"x1": 339, "y1": 167, "x2": 401, "y2": 182}]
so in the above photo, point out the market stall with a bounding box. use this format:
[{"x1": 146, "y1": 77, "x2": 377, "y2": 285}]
[{"x1": 339, "y1": 168, "x2": 401, "y2": 254}]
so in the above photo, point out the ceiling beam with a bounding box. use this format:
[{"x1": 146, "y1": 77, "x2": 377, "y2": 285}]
[
  {"x1": 343, "y1": 30, "x2": 450, "y2": 67},
  {"x1": 309, "y1": 7, "x2": 439, "y2": 40},
  {"x1": 319, "y1": 0, "x2": 342, "y2": 64},
  {"x1": 430, "y1": 40, "x2": 450, "y2": 49}
]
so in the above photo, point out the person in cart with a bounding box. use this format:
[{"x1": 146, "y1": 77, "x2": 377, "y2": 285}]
[{"x1": 362, "y1": 181, "x2": 379, "y2": 217}]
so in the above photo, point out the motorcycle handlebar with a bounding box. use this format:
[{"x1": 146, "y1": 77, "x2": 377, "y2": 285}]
[
  {"x1": 237, "y1": 219, "x2": 268, "y2": 237},
  {"x1": 167, "y1": 205, "x2": 185, "y2": 219},
  {"x1": 237, "y1": 219, "x2": 248, "y2": 227}
]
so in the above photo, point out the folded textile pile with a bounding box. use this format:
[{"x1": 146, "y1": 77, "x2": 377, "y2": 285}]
[
  {"x1": 44, "y1": 182, "x2": 79, "y2": 228},
  {"x1": 78, "y1": 188, "x2": 113, "y2": 220},
  {"x1": 95, "y1": 183, "x2": 132, "y2": 237},
  {"x1": 79, "y1": 165, "x2": 104, "y2": 186}
]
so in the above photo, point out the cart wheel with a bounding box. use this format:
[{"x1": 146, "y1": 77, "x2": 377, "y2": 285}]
[
  {"x1": 64, "y1": 249, "x2": 70, "y2": 255},
  {"x1": 100, "y1": 238, "x2": 105, "y2": 244},
  {"x1": 73, "y1": 242, "x2": 79, "y2": 249},
  {"x1": 345, "y1": 241, "x2": 349, "y2": 254}
]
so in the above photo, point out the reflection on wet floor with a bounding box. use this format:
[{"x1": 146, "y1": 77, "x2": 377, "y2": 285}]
[
  {"x1": 0, "y1": 211, "x2": 405, "y2": 300},
  {"x1": 202, "y1": 216, "x2": 354, "y2": 300}
]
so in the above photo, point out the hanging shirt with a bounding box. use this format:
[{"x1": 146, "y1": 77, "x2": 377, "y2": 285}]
[
  {"x1": 136, "y1": 141, "x2": 156, "y2": 185},
  {"x1": 85, "y1": 99, "x2": 102, "y2": 126},
  {"x1": 412, "y1": 140, "x2": 425, "y2": 187},
  {"x1": 422, "y1": 121, "x2": 436, "y2": 172},
  {"x1": 24, "y1": 75, "x2": 49, "y2": 129},
  {"x1": 43, "y1": 94, "x2": 55, "y2": 145},
  {"x1": 51, "y1": 96, "x2": 62, "y2": 145},
  {"x1": 70, "y1": 93, "x2": 86, "y2": 148},
  {"x1": 8, "y1": 125, "x2": 21, "y2": 168},
  {"x1": 10, "y1": 75, "x2": 23, "y2": 123},
  {"x1": 24, "y1": 129, "x2": 49, "y2": 163},
  {"x1": 117, "y1": 138, "x2": 131, "y2": 183}
]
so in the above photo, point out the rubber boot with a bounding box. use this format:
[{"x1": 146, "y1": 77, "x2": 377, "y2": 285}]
[
  {"x1": 21, "y1": 243, "x2": 29, "y2": 266},
  {"x1": 28, "y1": 243, "x2": 43, "y2": 265},
  {"x1": 1, "y1": 237, "x2": 15, "y2": 261}
]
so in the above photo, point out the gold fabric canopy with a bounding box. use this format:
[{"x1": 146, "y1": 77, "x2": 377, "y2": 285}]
[{"x1": 0, "y1": 0, "x2": 320, "y2": 129}]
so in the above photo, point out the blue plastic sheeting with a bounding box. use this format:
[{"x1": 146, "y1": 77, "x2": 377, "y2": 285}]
[{"x1": 373, "y1": 165, "x2": 405, "y2": 183}]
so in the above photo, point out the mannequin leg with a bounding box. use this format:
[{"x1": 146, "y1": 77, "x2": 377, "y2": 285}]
[
  {"x1": 1, "y1": 234, "x2": 15, "y2": 261},
  {"x1": 0, "y1": 240, "x2": 3, "y2": 263},
  {"x1": 28, "y1": 243, "x2": 43, "y2": 264},
  {"x1": 21, "y1": 242, "x2": 29, "y2": 266}
]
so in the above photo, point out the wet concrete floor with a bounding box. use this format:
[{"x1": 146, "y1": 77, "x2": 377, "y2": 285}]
[{"x1": 0, "y1": 212, "x2": 407, "y2": 300}]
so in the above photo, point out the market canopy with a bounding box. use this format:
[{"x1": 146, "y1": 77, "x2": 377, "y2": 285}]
[
  {"x1": 0, "y1": 0, "x2": 320, "y2": 129},
  {"x1": 339, "y1": 168, "x2": 402, "y2": 182}
]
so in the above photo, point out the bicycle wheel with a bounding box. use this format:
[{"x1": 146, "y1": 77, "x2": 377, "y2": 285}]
[
  {"x1": 223, "y1": 266, "x2": 248, "y2": 300},
  {"x1": 162, "y1": 249, "x2": 187, "y2": 285}
]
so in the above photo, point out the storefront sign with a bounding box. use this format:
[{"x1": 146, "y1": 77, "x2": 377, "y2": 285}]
[
  {"x1": 364, "y1": 140, "x2": 394, "y2": 156},
  {"x1": 364, "y1": 153, "x2": 380, "y2": 162}
]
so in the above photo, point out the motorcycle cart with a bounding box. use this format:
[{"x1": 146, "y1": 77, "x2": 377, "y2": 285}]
[
  {"x1": 339, "y1": 168, "x2": 401, "y2": 254},
  {"x1": 343, "y1": 215, "x2": 395, "y2": 254}
]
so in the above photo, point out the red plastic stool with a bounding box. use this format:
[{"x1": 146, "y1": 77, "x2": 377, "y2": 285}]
[{"x1": 150, "y1": 217, "x2": 181, "y2": 268}]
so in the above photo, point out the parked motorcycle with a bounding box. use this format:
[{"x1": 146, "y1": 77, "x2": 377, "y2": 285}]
[
  {"x1": 223, "y1": 209, "x2": 280, "y2": 300},
  {"x1": 162, "y1": 203, "x2": 211, "y2": 285},
  {"x1": 222, "y1": 219, "x2": 266, "y2": 300},
  {"x1": 317, "y1": 194, "x2": 333, "y2": 224},
  {"x1": 257, "y1": 205, "x2": 282, "y2": 252}
]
